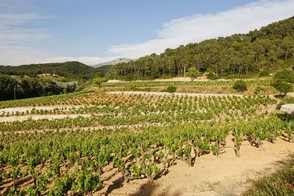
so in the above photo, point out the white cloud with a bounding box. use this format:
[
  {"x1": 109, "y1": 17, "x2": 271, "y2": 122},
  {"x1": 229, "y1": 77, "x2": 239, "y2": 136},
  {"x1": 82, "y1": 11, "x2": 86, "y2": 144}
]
[
  {"x1": 0, "y1": 45, "x2": 52, "y2": 65},
  {"x1": 1, "y1": 0, "x2": 294, "y2": 66},
  {"x1": 0, "y1": 12, "x2": 49, "y2": 45},
  {"x1": 0, "y1": 12, "x2": 54, "y2": 65},
  {"x1": 0, "y1": 9, "x2": 117, "y2": 66},
  {"x1": 108, "y1": 0, "x2": 294, "y2": 58}
]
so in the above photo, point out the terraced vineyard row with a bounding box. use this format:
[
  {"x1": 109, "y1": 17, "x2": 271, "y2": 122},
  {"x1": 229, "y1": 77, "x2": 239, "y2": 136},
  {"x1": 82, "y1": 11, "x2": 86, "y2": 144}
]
[
  {"x1": 0, "y1": 93, "x2": 276, "y2": 131},
  {"x1": 0, "y1": 93, "x2": 275, "y2": 117},
  {"x1": 0, "y1": 90, "x2": 293, "y2": 195},
  {"x1": 102, "y1": 79, "x2": 272, "y2": 88}
]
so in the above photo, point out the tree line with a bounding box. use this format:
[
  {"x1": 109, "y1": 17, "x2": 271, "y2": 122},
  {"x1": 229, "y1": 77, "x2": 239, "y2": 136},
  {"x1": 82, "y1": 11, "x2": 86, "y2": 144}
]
[
  {"x1": 107, "y1": 16, "x2": 294, "y2": 80},
  {"x1": 0, "y1": 61, "x2": 102, "y2": 81},
  {"x1": 0, "y1": 75, "x2": 77, "y2": 101}
]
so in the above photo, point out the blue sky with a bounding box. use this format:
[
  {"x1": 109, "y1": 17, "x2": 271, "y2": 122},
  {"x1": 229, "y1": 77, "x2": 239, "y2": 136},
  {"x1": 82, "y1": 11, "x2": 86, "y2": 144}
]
[{"x1": 0, "y1": 0, "x2": 293, "y2": 65}]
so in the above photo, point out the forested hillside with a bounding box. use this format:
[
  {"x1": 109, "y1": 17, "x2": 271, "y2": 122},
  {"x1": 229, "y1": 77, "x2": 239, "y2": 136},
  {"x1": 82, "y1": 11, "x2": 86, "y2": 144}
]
[
  {"x1": 0, "y1": 75, "x2": 77, "y2": 101},
  {"x1": 107, "y1": 16, "x2": 294, "y2": 80},
  {"x1": 0, "y1": 61, "x2": 102, "y2": 80}
]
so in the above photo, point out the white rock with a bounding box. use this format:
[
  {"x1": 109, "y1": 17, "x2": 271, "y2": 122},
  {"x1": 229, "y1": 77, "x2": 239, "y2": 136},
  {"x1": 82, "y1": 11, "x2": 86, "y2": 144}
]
[{"x1": 280, "y1": 104, "x2": 294, "y2": 114}]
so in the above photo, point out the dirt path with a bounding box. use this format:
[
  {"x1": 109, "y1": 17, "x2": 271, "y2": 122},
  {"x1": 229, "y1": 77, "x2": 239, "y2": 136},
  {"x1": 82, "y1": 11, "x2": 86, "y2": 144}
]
[
  {"x1": 100, "y1": 135, "x2": 294, "y2": 196},
  {"x1": 0, "y1": 114, "x2": 91, "y2": 123},
  {"x1": 106, "y1": 77, "x2": 207, "y2": 83},
  {"x1": 0, "y1": 105, "x2": 87, "y2": 122},
  {"x1": 0, "y1": 105, "x2": 83, "y2": 114},
  {"x1": 107, "y1": 91, "x2": 243, "y2": 97}
]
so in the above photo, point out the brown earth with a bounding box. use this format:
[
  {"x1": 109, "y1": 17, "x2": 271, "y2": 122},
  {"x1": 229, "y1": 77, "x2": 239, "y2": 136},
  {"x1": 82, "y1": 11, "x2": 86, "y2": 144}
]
[{"x1": 96, "y1": 134, "x2": 294, "y2": 196}]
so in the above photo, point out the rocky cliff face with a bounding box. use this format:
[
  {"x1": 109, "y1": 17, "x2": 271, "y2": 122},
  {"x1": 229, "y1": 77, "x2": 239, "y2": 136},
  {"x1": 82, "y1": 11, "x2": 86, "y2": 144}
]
[{"x1": 93, "y1": 58, "x2": 133, "y2": 67}]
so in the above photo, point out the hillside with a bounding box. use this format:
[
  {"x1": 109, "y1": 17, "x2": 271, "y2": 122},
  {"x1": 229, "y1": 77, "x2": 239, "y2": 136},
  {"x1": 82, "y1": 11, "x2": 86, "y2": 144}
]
[
  {"x1": 0, "y1": 61, "x2": 102, "y2": 80},
  {"x1": 107, "y1": 16, "x2": 294, "y2": 80}
]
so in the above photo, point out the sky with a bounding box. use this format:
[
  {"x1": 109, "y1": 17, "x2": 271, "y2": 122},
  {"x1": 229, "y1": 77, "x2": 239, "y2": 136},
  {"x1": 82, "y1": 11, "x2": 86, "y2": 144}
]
[{"x1": 0, "y1": 0, "x2": 293, "y2": 66}]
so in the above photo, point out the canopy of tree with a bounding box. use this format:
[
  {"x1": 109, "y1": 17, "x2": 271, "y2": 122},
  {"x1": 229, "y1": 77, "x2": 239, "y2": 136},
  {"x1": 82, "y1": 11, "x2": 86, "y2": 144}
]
[
  {"x1": 92, "y1": 77, "x2": 108, "y2": 86},
  {"x1": 272, "y1": 69, "x2": 294, "y2": 96},
  {"x1": 107, "y1": 16, "x2": 294, "y2": 80},
  {"x1": 0, "y1": 61, "x2": 103, "y2": 81},
  {"x1": 186, "y1": 67, "x2": 201, "y2": 81},
  {"x1": 0, "y1": 75, "x2": 77, "y2": 101}
]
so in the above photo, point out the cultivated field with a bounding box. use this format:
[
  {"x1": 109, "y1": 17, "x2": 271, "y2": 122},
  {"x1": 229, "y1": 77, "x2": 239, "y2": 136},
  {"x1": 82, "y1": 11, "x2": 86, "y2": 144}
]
[{"x1": 0, "y1": 80, "x2": 293, "y2": 195}]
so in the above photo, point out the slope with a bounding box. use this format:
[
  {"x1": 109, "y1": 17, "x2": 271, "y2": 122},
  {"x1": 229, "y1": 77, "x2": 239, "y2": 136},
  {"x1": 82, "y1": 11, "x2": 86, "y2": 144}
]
[{"x1": 108, "y1": 16, "x2": 294, "y2": 80}]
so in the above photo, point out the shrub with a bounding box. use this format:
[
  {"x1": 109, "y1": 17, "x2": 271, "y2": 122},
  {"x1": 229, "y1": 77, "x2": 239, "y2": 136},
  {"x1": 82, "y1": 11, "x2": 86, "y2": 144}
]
[
  {"x1": 273, "y1": 69, "x2": 294, "y2": 84},
  {"x1": 166, "y1": 86, "x2": 176, "y2": 93},
  {"x1": 258, "y1": 70, "x2": 270, "y2": 77},
  {"x1": 207, "y1": 73, "x2": 219, "y2": 80},
  {"x1": 254, "y1": 86, "x2": 264, "y2": 95},
  {"x1": 274, "y1": 82, "x2": 293, "y2": 96},
  {"x1": 92, "y1": 77, "x2": 108, "y2": 86},
  {"x1": 187, "y1": 67, "x2": 201, "y2": 81},
  {"x1": 272, "y1": 69, "x2": 294, "y2": 96},
  {"x1": 233, "y1": 80, "x2": 247, "y2": 92}
]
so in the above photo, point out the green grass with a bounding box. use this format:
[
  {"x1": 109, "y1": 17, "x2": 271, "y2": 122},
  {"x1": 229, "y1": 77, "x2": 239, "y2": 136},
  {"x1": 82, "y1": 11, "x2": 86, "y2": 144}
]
[{"x1": 243, "y1": 154, "x2": 294, "y2": 196}]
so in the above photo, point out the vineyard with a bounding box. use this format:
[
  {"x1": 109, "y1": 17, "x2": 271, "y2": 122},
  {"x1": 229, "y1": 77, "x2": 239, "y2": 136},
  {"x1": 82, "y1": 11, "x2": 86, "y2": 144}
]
[
  {"x1": 101, "y1": 78, "x2": 276, "y2": 95},
  {"x1": 0, "y1": 88, "x2": 293, "y2": 195}
]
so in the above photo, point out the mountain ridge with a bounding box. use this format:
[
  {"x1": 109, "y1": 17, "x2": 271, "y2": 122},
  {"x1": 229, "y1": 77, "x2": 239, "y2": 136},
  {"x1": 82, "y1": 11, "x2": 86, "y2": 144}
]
[{"x1": 93, "y1": 58, "x2": 134, "y2": 68}]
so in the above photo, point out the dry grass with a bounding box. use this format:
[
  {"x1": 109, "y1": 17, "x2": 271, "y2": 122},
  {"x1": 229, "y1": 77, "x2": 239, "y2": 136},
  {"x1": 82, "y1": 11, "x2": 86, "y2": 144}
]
[{"x1": 243, "y1": 154, "x2": 294, "y2": 196}]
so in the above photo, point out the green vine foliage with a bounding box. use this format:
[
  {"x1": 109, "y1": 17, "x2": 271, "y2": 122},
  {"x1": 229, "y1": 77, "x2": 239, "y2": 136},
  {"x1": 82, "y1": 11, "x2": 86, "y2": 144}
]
[{"x1": 0, "y1": 90, "x2": 292, "y2": 194}]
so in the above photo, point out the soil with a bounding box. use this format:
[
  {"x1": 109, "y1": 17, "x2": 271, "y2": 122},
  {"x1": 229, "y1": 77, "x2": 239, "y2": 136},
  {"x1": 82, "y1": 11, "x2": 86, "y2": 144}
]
[
  {"x1": 0, "y1": 105, "x2": 86, "y2": 122},
  {"x1": 96, "y1": 135, "x2": 294, "y2": 196},
  {"x1": 1, "y1": 92, "x2": 291, "y2": 195},
  {"x1": 107, "y1": 91, "x2": 243, "y2": 97},
  {"x1": 106, "y1": 77, "x2": 209, "y2": 83},
  {"x1": 0, "y1": 105, "x2": 83, "y2": 114},
  {"x1": 0, "y1": 114, "x2": 91, "y2": 123}
]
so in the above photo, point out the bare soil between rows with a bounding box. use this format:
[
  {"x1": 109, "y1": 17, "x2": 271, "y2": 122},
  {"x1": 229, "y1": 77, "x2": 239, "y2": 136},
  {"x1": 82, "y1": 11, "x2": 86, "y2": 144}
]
[{"x1": 96, "y1": 135, "x2": 294, "y2": 196}]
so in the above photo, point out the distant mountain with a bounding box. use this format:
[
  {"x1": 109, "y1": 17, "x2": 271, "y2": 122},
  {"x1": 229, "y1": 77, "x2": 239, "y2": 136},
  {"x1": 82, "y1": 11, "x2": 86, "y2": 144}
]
[{"x1": 93, "y1": 58, "x2": 133, "y2": 67}]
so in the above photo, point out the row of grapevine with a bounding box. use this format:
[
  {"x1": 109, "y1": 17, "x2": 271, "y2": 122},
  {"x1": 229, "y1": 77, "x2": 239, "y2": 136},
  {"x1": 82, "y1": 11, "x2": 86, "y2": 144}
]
[{"x1": 0, "y1": 115, "x2": 293, "y2": 195}]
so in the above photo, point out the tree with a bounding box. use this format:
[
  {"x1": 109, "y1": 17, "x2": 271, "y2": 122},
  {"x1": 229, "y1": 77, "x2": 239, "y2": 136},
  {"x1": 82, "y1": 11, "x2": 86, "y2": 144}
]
[
  {"x1": 272, "y1": 69, "x2": 294, "y2": 96},
  {"x1": 0, "y1": 75, "x2": 17, "y2": 100},
  {"x1": 186, "y1": 67, "x2": 201, "y2": 81},
  {"x1": 106, "y1": 17, "x2": 294, "y2": 80},
  {"x1": 233, "y1": 80, "x2": 247, "y2": 92},
  {"x1": 92, "y1": 77, "x2": 108, "y2": 86}
]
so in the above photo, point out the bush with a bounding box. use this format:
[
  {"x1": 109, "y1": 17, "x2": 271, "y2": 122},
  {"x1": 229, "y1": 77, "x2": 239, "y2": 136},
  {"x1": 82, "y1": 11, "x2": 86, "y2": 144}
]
[
  {"x1": 92, "y1": 77, "x2": 108, "y2": 86},
  {"x1": 207, "y1": 73, "x2": 219, "y2": 80},
  {"x1": 233, "y1": 80, "x2": 247, "y2": 92},
  {"x1": 272, "y1": 69, "x2": 294, "y2": 96},
  {"x1": 166, "y1": 86, "x2": 176, "y2": 93},
  {"x1": 273, "y1": 69, "x2": 294, "y2": 84},
  {"x1": 274, "y1": 82, "x2": 293, "y2": 96},
  {"x1": 254, "y1": 86, "x2": 264, "y2": 95},
  {"x1": 187, "y1": 67, "x2": 201, "y2": 81},
  {"x1": 258, "y1": 70, "x2": 270, "y2": 77}
]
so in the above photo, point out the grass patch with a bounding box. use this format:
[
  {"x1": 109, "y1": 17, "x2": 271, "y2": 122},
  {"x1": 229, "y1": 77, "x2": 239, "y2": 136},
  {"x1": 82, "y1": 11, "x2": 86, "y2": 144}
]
[{"x1": 243, "y1": 154, "x2": 294, "y2": 196}]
